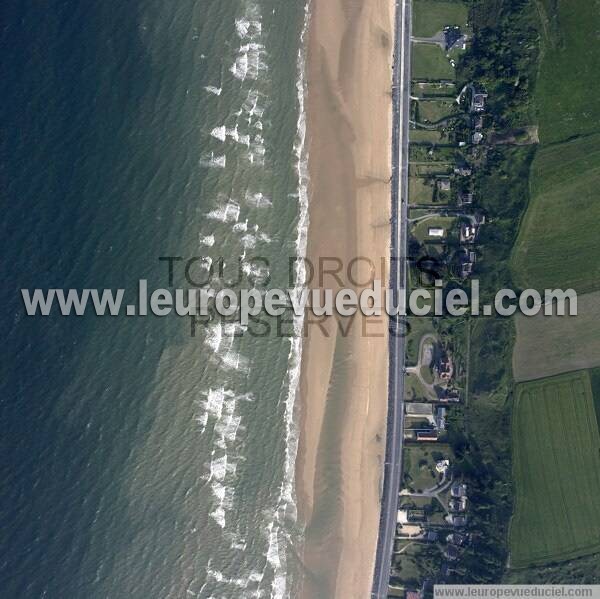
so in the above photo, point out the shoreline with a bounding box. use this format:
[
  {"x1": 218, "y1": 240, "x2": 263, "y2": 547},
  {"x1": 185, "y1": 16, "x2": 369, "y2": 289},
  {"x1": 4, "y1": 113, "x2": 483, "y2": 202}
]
[{"x1": 295, "y1": 0, "x2": 395, "y2": 596}]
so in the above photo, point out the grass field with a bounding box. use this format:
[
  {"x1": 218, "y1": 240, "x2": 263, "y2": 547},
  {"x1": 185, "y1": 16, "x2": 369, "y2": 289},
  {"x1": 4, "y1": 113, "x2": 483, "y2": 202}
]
[
  {"x1": 536, "y1": 0, "x2": 600, "y2": 144},
  {"x1": 589, "y1": 368, "x2": 600, "y2": 433},
  {"x1": 412, "y1": 81, "x2": 456, "y2": 98},
  {"x1": 412, "y1": 0, "x2": 469, "y2": 37},
  {"x1": 509, "y1": 370, "x2": 600, "y2": 568},
  {"x1": 409, "y1": 176, "x2": 434, "y2": 204},
  {"x1": 410, "y1": 144, "x2": 456, "y2": 163},
  {"x1": 411, "y1": 129, "x2": 445, "y2": 144},
  {"x1": 406, "y1": 317, "x2": 437, "y2": 366},
  {"x1": 412, "y1": 163, "x2": 452, "y2": 176},
  {"x1": 511, "y1": 133, "x2": 600, "y2": 294},
  {"x1": 404, "y1": 445, "x2": 439, "y2": 493},
  {"x1": 513, "y1": 290, "x2": 600, "y2": 383},
  {"x1": 412, "y1": 216, "x2": 455, "y2": 243},
  {"x1": 417, "y1": 99, "x2": 456, "y2": 123},
  {"x1": 412, "y1": 43, "x2": 455, "y2": 81}
]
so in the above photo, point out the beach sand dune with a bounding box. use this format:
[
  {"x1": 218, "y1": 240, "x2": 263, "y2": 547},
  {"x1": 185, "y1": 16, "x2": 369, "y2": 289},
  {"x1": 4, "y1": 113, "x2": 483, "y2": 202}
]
[{"x1": 297, "y1": 0, "x2": 394, "y2": 596}]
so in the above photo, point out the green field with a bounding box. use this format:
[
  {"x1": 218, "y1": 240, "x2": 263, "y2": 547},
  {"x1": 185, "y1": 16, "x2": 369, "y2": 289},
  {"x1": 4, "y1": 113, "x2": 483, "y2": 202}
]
[
  {"x1": 509, "y1": 370, "x2": 600, "y2": 568},
  {"x1": 413, "y1": 0, "x2": 469, "y2": 37},
  {"x1": 412, "y1": 81, "x2": 456, "y2": 98},
  {"x1": 513, "y1": 290, "x2": 600, "y2": 383},
  {"x1": 409, "y1": 176, "x2": 434, "y2": 204},
  {"x1": 410, "y1": 144, "x2": 456, "y2": 163},
  {"x1": 411, "y1": 129, "x2": 445, "y2": 143},
  {"x1": 412, "y1": 215, "x2": 455, "y2": 243},
  {"x1": 406, "y1": 317, "x2": 437, "y2": 365},
  {"x1": 412, "y1": 163, "x2": 452, "y2": 176},
  {"x1": 412, "y1": 43, "x2": 455, "y2": 80},
  {"x1": 404, "y1": 446, "x2": 439, "y2": 492},
  {"x1": 536, "y1": 0, "x2": 600, "y2": 144},
  {"x1": 417, "y1": 98, "x2": 456, "y2": 123},
  {"x1": 511, "y1": 133, "x2": 600, "y2": 293}
]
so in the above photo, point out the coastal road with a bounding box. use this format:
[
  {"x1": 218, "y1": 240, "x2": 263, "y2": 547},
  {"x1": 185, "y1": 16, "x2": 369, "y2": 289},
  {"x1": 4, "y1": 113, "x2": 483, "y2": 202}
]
[{"x1": 371, "y1": 0, "x2": 412, "y2": 596}]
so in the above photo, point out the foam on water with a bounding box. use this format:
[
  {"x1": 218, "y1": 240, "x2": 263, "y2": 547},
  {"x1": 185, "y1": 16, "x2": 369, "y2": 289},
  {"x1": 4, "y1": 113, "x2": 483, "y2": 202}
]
[
  {"x1": 260, "y1": 5, "x2": 312, "y2": 597},
  {"x1": 199, "y1": 152, "x2": 227, "y2": 168},
  {"x1": 204, "y1": 85, "x2": 223, "y2": 96},
  {"x1": 245, "y1": 191, "x2": 272, "y2": 208},
  {"x1": 199, "y1": 234, "x2": 216, "y2": 247},
  {"x1": 190, "y1": 1, "x2": 310, "y2": 595},
  {"x1": 206, "y1": 199, "x2": 241, "y2": 223},
  {"x1": 210, "y1": 125, "x2": 227, "y2": 142},
  {"x1": 233, "y1": 219, "x2": 248, "y2": 232}
]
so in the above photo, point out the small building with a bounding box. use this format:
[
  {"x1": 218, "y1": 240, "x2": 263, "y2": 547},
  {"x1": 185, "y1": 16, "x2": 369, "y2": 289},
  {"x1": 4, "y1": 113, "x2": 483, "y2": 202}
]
[
  {"x1": 435, "y1": 407, "x2": 447, "y2": 431},
  {"x1": 444, "y1": 544, "x2": 460, "y2": 561},
  {"x1": 461, "y1": 261, "x2": 474, "y2": 278},
  {"x1": 447, "y1": 532, "x2": 470, "y2": 546},
  {"x1": 449, "y1": 497, "x2": 468, "y2": 512},
  {"x1": 416, "y1": 429, "x2": 439, "y2": 442},
  {"x1": 428, "y1": 227, "x2": 445, "y2": 238},
  {"x1": 435, "y1": 459, "x2": 450, "y2": 474},
  {"x1": 460, "y1": 223, "x2": 477, "y2": 243},
  {"x1": 460, "y1": 249, "x2": 476, "y2": 278},
  {"x1": 437, "y1": 354, "x2": 454, "y2": 381},
  {"x1": 406, "y1": 591, "x2": 421, "y2": 599},
  {"x1": 458, "y1": 192, "x2": 473, "y2": 206},
  {"x1": 472, "y1": 131, "x2": 484, "y2": 145},
  {"x1": 454, "y1": 165, "x2": 472, "y2": 176},
  {"x1": 438, "y1": 178, "x2": 451, "y2": 192},
  {"x1": 451, "y1": 483, "x2": 468, "y2": 498},
  {"x1": 444, "y1": 26, "x2": 467, "y2": 52},
  {"x1": 471, "y1": 91, "x2": 488, "y2": 113},
  {"x1": 407, "y1": 509, "x2": 427, "y2": 523},
  {"x1": 439, "y1": 388, "x2": 461, "y2": 403},
  {"x1": 451, "y1": 514, "x2": 468, "y2": 527}
]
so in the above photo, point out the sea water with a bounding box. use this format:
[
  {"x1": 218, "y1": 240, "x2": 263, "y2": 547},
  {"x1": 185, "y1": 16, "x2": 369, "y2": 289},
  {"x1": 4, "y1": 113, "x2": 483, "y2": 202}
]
[{"x1": 1, "y1": 0, "x2": 309, "y2": 597}]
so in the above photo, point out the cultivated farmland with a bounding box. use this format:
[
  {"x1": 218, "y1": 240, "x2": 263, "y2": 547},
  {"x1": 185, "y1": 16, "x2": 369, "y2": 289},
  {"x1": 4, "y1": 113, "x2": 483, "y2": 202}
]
[
  {"x1": 511, "y1": 133, "x2": 600, "y2": 294},
  {"x1": 535, "y1": 0, "x2": 600, "y2": 145},
  {"x1": 509, "y1": 371, "x2": 600, "y2": 568},
  {"x1": 513, "y1": 290, "x2": 600, "y2": 383}
]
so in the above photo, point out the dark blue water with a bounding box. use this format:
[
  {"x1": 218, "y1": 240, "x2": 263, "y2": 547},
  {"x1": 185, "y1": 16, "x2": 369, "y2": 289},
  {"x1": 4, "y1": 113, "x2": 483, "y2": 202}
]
[{"x1": 1, "y1": 0, "x2": 307, "y2": 596}]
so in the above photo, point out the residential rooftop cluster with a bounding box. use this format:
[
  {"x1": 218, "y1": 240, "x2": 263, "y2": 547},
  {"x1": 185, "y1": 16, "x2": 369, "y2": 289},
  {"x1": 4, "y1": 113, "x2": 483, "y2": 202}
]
[{"x1": 388, "y1": 3, "x2": 493, "y2": 596}]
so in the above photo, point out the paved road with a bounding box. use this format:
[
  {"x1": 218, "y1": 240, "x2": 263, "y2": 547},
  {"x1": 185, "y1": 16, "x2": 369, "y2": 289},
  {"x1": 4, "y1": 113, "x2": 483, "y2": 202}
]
[{"x1": 371, "y1": 0, "x2": 412, "y2": 596}]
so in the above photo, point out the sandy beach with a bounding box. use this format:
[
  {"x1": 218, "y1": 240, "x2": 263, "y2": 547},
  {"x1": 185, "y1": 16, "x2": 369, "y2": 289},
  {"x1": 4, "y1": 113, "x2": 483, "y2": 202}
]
[{"x1": 297, "y1": 0, "x2": 394, "y2": 597}]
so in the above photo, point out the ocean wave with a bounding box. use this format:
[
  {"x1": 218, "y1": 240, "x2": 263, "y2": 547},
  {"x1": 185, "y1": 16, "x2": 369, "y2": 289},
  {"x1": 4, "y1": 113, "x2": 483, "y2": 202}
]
[
  {"x1": 240, "y1": 259, "x2": 270, "y2": 281},
  {"x1": 245, "y1": 191, "x2": 272, "y2": 208},
  {"x1": 211, "y1": 124, "x2": 251, "y2": 147},
  {"x1": 231, "y1": 43, "x2": 268, "y2": 82},
  {"x1": 242, "y1": 90, "x2": 266, "y2": 119},
  {"x1": 262, "y1": 4, "x2": 312, "y2": 598},
  {"x1": 220, "y1": 350, "x2": 249, "y2": 372},
  {"x1": 204, "y1": 85, "x2": 222, "y2": 96},
  {"x1": 199, "y1": 234, "x2": 215, "y2": 247},
  {"x1": 206, "y1": 199, "x2": 240, "y2": 223},
  {"x1": 199, "y1": 152, "x2": 226, "y2": 168}
]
